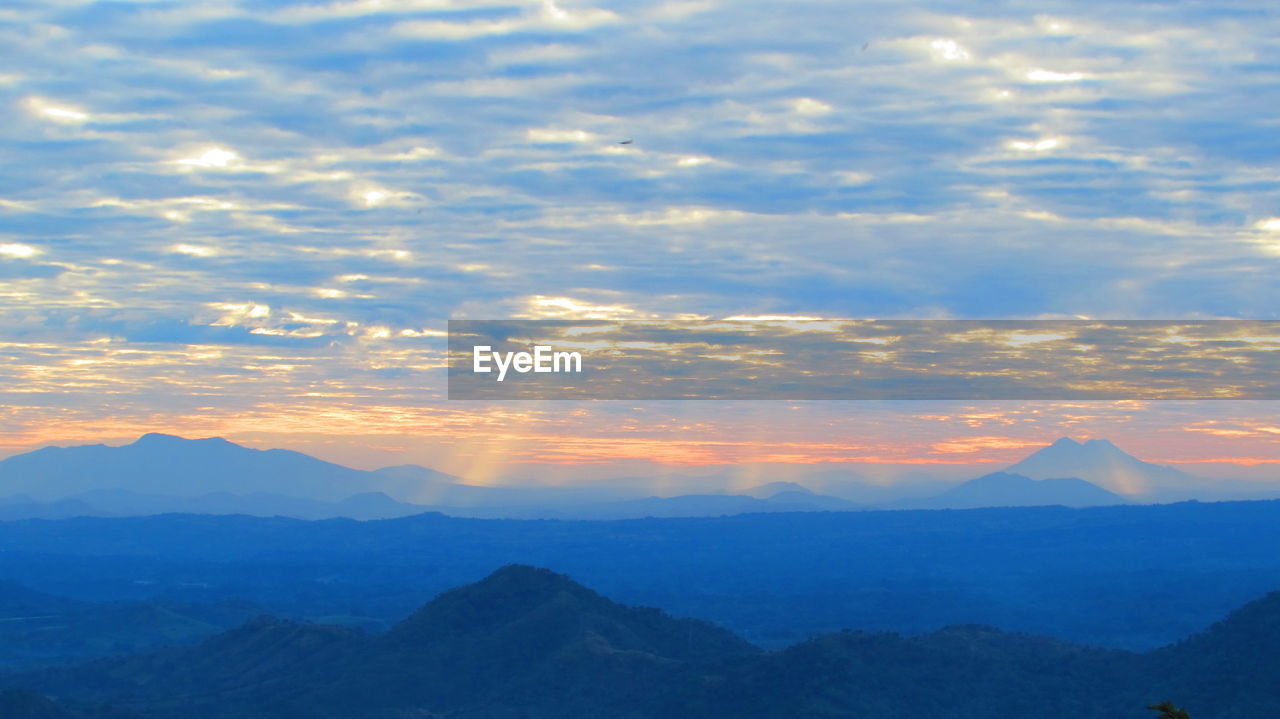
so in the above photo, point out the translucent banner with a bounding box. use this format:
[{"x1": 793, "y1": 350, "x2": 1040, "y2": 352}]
[{"x1": 447, "y1": 319, "x2": 1280, "y2": 400}]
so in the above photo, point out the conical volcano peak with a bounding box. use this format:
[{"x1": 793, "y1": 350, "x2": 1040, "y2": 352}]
[{"x1": 1007, "y1": 436, "x2": 1194, "y2": 496}]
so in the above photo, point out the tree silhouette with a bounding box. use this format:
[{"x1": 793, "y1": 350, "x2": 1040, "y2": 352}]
[{"x1": 1148, "y1": 702, "x2": 1191, "y2": 719}]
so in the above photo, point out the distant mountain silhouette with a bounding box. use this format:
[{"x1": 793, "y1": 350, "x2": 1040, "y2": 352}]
[
  {"x1": 1, "y1": 433, "x2": 1259, "y2": 519},
  {"x1": 1007, "y1": 437, "x2": 1195, "y2": 496},
  {"x1": 0, "y1": 434, "x2": 387, "y2": 502},
  {"x1": 0, "y1": 435, "x2": 862, "y2": 520},
  {"x1": 0, "y1": 435, "x2": 647, "y2": 513},
  {"x1": 14, "y1": 564, "x2": 1280, "y2": 717},
  {"x1": 895, "y1": 471, "x2": 1127, "y2": 509},
  {"x1": 365, "y1": 464, "x2": 484, "y2": 504},
  {"x1": 740, "y1": 481, "x2": 814, "y2": 499}
]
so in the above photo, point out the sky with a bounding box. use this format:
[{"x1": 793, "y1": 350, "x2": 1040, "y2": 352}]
[{"x1": 2, "y1": 0, "x2": 1280, "y2": 481}]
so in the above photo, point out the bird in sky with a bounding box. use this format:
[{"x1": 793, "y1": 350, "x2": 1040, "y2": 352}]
[{"x1": 618, "y1": 139, "x2": 634, "y2": 145}]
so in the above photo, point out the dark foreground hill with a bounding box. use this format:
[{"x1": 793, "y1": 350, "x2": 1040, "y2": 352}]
[
  {"x1": 7, "y1": 566, "x2": 1280, "y2": 719},
  {"x1": 1145, "y1": 590, "x2": 1280, "y2": 718},
  {"x1": 15, "y1": 566, "x2": 756, "y2": 719}
]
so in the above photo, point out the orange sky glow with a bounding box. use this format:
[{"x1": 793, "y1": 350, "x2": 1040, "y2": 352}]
[{"x1": 5, "y1": 399, "x2": 1280, "y2": 483}]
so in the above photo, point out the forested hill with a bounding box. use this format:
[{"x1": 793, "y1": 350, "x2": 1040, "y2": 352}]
[{"x1": 4, "y1": 566, "x2": 1278, "y2": 719}]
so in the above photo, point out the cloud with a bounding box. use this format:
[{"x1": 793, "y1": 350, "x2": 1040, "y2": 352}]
[
  {"x1": 0, "y1": 243, "x2": 41, "y2": 259},
  {"x1": 3, "y1": 0, "x2": 1280, "y2": 464},
  {"x1": 390, "y1": 1, "x2": 618, "y2": 40},
  {"x1": 177, "y1": 148, "x2": 241, "y2": 168},
  {"x1": 1025, "y1": 69, "x2": 1088, "y2": 83}
]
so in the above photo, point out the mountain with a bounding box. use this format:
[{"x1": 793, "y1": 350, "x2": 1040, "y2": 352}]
[
  {"x1": 0, "y1": 435, "x2": 650, "y2": 513},
  {"x1": 1144, "y1": 590, "x2": 1280, "y2": 717},
  {"x1": 15, "y1": 566, "x2": 1280, "y2": 718},
  {"x1": 1006, "y1": 437, "x2": 1195, "y2": 496},
  {"x1": 0, "y1": 435, "x2": 859, "y2": 520},
  {"x1": 17, "y1": 566, "x2": 757, "y2": 719},
  {"x1": 896, "y1": 472, "x2": 1127, "y2": 510},
  {"x1": 740, "y1": 481, "x2": 813, "y2": 499},
  {"x1": 735, "y1": 482, "x2": 864, "y2": 510},
  {"x1": 366, "y1": 465, "x2": 483, "y2": 504},
  {"x1": 391, "y1": 563, "x2": 756, "y2": 663},
  {"x1": 0, "y1": 434, "x2": 385, "y2": 503},
  {"x1": 4, "y1": 434, "x2": 1214, "y2": 520}
]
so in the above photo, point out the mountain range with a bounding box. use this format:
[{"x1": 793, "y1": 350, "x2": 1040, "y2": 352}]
[
  {"x1": 0, "y1": 433, "x2": 1273, "y2": 520},
  {"x1": 4, "y1": 564, "x2": 1276, "y2": 718}
]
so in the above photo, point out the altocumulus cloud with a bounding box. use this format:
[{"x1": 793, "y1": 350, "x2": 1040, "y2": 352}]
[{"x1": 2, "y1": 0, "x2": 1280, "y2": 453}]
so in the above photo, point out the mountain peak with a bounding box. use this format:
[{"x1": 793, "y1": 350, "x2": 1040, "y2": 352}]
[
  {"x1": 917, "y1": 471, "x2": 1123, "y2": 509},
  {"x1": 388, "y1": 564, "x2": 756, "y2": 665},
  {"x1": 390, "y1": 564, "x2": 599, "y2": 642},
  {"x1": 132, "y1": 433, "x2": 233, "y2": 447},
  {"x1": 1008, "y1": 437, "x2": 1194, "y2": 496},
  {"x1": 742, "y1": 481, "x2": 815, "y2": 499},
  {"x1": 0, "y1": 433, "x2": 375, "y2": 503},
  {"x1": 447, "y1": 563, "x2": 591, "y2": 605},
  {"x1": 134, "y1": 432, "x2": 185, "y2": 443},
  {"x1": 483, "y1": 563, "x2": 583, "y2": 591}
]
